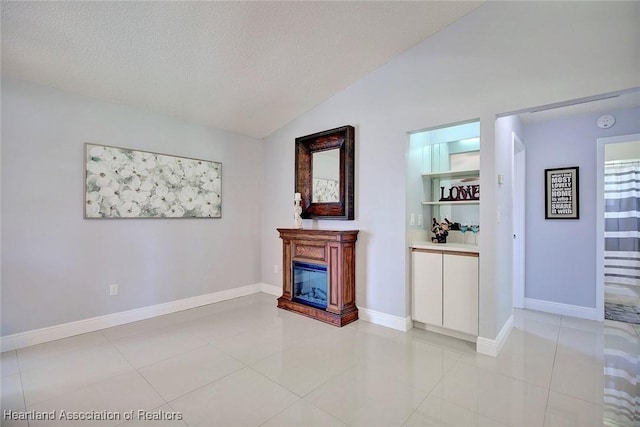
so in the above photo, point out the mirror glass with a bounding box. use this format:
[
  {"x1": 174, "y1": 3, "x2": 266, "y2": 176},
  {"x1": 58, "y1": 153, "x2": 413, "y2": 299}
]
[{"x1": 312, "y1": 149, "x2": 340, "y2": 202}]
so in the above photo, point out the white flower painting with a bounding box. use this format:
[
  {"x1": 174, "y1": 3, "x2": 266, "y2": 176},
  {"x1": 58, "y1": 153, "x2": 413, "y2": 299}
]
[{"x1": 85, "y1": 144, "x2": 222, "y2": 218}]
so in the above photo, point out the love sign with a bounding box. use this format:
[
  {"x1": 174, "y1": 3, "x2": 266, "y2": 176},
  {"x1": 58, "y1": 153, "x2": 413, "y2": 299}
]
[{"x1": 439, "y1": 184, "x2": 480, "y2": 202}]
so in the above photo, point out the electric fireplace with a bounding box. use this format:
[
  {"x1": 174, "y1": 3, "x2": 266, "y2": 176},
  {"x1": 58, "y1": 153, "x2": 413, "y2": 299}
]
[
  {"x1": 293, "y1": 261, "x2": 328, "y2": 309},
  {"x1": 277, "y1": 228, "x2": 359, "y2": 326}
]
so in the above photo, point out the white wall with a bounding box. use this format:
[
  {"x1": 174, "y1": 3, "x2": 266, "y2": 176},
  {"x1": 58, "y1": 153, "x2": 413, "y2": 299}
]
[
  {"x1": 495, "y1": 114, "x2": 524, "y2": 327},
  {"x1": 261, "y1": 1, "x2": 640, "y2": 340},
  {"x1": 524, "y1": 107, "x2": 640, "y2": 309},
  {"x1": 1, "y1": 79, "x2": 263, "y2": 336}
]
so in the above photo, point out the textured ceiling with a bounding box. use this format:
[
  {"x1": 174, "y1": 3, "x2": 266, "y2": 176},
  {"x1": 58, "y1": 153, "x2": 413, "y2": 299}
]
[{"x1": 1, "y1": 1, "x2": 483, "y2": 138}]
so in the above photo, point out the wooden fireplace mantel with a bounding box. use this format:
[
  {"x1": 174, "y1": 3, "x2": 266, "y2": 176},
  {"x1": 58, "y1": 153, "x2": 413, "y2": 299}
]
[{"x1": 277, "y1": 228, "x2": 359, "y2": 326}]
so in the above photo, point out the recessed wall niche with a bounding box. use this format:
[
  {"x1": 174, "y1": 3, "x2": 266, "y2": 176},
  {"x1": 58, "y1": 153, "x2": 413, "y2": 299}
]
[{"x1": 408, "y1": 120, "x2": 480, "y2": 244}]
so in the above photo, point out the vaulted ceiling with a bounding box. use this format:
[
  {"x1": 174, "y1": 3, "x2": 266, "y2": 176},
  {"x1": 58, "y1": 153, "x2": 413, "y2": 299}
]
[{"x1": 1, "y1": 1, "x2": 483, "y2": 139}]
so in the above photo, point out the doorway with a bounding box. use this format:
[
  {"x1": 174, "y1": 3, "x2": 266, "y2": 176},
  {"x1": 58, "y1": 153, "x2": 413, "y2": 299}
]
[{"x1": 597, "y1": 133, "x2": 640, "y2": 323}]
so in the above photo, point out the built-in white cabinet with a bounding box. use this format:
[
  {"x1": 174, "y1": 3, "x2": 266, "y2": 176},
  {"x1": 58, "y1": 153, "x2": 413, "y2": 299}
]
[
  {"x1": 411, "y1": 248, "x2": 478, "y2": 336},
  {"x1": 442, "y1": 252, "x2": 478, "y2": 335},
  {"x1": 411, "y1": 250, "x2": 442, "y2": 326}
]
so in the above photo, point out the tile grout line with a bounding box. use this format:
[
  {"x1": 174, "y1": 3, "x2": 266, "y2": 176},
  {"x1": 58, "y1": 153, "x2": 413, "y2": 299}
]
[
  {"x1": 256, "y1": 398, "x2": 301, "y2": 427},
  {"x1": 252, "y1": 369, "x2": 353, "y2": 427},
  {"x1": 17, "y1": 341, "x2": 128, "y2": 412},
  {"x1": 164, "y1": 365, "x2": 253, "y2": 405},
  {"x1": 101, "y1": 324, "x2": 216, "y2": 371},
  {"x1": 541, "y1": 315, "x2": 563, "y2": 427},
  {"x1": 136, "y1": 338, "x2": 250, "y2": 405},
  {"x1": 14, "y1": 349, "x2": 30, "y2": 427},
  {"x1": 46, "y1": 330, "x2": 188, "y2": 425}
]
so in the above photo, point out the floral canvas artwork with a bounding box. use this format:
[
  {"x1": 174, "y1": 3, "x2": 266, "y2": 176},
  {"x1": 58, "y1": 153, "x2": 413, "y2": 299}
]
[{"x1": 85, "y1": 144, "x2": 222, "y2": 218}]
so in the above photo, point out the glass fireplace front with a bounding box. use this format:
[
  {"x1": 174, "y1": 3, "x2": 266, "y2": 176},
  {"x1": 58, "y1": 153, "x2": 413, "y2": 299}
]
[{"x1": 292, "y1": 261, "x2": 328, "y2": 310}]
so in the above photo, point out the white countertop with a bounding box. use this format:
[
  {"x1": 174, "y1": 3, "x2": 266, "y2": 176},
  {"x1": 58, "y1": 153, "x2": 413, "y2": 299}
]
[{"x1": 410, "y1": 241, "x2": 479, "y2": 254}]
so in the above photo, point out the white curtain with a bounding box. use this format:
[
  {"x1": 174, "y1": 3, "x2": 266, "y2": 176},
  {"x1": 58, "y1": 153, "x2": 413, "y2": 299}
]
[{"x1": 605, "y1": 160, "x2": 640, "y2": 287}]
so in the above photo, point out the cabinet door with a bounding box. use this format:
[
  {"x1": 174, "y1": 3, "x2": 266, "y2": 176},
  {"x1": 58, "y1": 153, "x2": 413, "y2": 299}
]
[
  {"x1": 443, "y1": 253, "x2": 478, "y2": 335},
  {"x1": 411, "y1": 251, "x2": 442, "y2": 326}
]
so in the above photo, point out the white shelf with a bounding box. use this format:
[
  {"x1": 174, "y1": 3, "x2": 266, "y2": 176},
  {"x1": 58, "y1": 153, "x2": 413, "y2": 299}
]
[
  {"x1": 422, "y1": 168, "x2": 480, "y2": 205},
  {"x1": 422, "y1": 201, "x2": 480, "y2": 206},
  {"x1": 421, "y1": 169, "x2": 479, "y2": 180}
]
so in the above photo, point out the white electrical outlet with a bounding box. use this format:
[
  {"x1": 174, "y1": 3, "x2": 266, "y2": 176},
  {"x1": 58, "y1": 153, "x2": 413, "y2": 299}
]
[
  {"x1": 410, "y1": 213, "x2": 415, "y2": 226},
  {"x1": 273, "y1": 264, "x2": 279, "y2": 274},
  {"x1": 109, "y1": 284, "x2": 118, "y2": 296},
  {"x1": 418, "y1": 214, "x2": 423, "y2": 226}
]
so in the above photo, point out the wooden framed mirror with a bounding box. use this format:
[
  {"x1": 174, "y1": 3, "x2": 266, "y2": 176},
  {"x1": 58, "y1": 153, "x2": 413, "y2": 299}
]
[{"x1": 295, "y1": 125, "x2": 354, "y2": 220}]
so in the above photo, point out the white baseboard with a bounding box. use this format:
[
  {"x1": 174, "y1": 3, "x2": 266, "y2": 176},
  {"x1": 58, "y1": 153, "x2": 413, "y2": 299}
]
[
  {"x1": 413, "y1": 322, "x2": 477, "y2": 343},
  {"x1": 524, "y1": 297, "x2": 600, "y2": 321},
  {"x1": 476, "y1": 314, "x2": 513, "y2": 357},
  {"x1": 1, "y1": 283, "x2": 456, "y2": 352},
  {"x1": 260, "y1": 283, "x2": 282, "y2": 297},
  {"x1": 256, "y1": 284, "x2": 414, "y2": 332},
  {"x1": 0, "y1": 283, "x2": 264, "y2": 352},
  {"x1": 358, "y1": 307, "x2": 413, "y2": 332}
]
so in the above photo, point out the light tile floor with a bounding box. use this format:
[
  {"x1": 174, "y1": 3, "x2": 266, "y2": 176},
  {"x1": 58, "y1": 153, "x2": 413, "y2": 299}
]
[{"x1": 1, "y1": 293, "x2": 638, "y2": 427}]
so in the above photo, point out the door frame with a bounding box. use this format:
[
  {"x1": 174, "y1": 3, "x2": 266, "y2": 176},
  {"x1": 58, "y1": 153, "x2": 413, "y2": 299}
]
[
  {"x1": 596, "y1": 132, "x2": 640, "y2": 321},
  {"x1": 512, "y1": 132, "x2": 526, "y2": 308}
]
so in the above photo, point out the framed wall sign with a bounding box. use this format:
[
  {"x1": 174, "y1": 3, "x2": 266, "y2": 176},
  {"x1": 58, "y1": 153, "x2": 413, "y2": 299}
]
[{"x1": 545, "y1": 166, "x2": 579, "y2": 219}]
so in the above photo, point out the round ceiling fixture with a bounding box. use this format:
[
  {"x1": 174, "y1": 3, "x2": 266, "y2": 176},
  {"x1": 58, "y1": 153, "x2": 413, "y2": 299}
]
[{"x1": 596, "y1": 114, "x2": 616, "y2": 129}]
